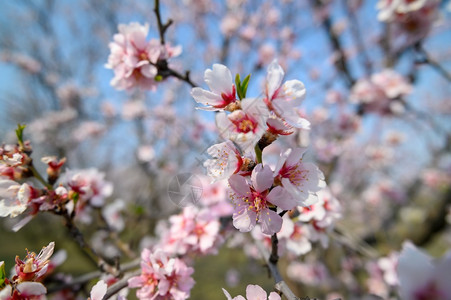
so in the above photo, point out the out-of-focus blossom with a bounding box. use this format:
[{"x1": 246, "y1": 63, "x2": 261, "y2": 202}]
[
  {"x1": 377, "y1": 0, "x2": 440, "y2": 44},
  {"x1": 106, "y1": 22, "x2": 181, "y2": 91},
  {"x1": 397, "y1": 241, "x2": 451, "y2": 300},
  {"x1": 102, "y1": 199, "x2": 126, "y2": 232},
  {"x1": 89, "y1": 280, "x2": 107, "y2": 300},
  {"x1": 286, "y1": 261, "x2": 329, "y2": 286},
  {"x1": 223, "y1": 284, "x2": 281, "y2": 300},
  {"x1": 297, "y1": 187, "x2": 341, "y2": 248},
  {"x1": 72, "y1": 121, "x2": 105, "y2": 142},
  {"x1": 128, "y1": 249, "x2": 195, "y2": 300},
  {"x1": 191, "y1": 64, "x2": 236, "y2": 111},
  {"x1": 351, "y1": 69, "x2": 412, "y2": 115},
  {"x1": 0, "y1": 180, "x2": 34, "y2": 218},
  {"x1": 157, "y1": 206, "x2": 222, "y2": 256}
]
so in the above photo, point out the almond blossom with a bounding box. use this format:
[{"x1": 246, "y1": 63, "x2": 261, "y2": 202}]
[
  {"x1": 228, "y1": 164, "x2": 297, "y2": 235},
  {"x1": 0, "y1": 180, "x2": 34, "y2": 218},
  {"x1": 216, "y1": 98, "x2": 269, "y2": 154},
  {"x1": 128, "y1": 249, "x2": 195, "y2": 300},
  {"x1": 272, "y1": 148, "x2": 325, "y2": 207},
  {"x1": 156, "y1": 206, "x2": 222, "y2": 256},
  {"x1": 222, "y1": 284, "x2": 281, "y2": 300},
  {"x1": 203, "y1": 140, "x2": 243, "y2": 182},
  {"x1": 191, "y1": 64, "x2": 237, "y2": 110},
  {"x1": 397, "y1": 241, "x2": 451, "y2": 300},
  {"x1": 89, "y1": 280, "x2": 108, "y2": 300},
  {"x1": 105, "y1": 22, "x2": 181, "y2": 91},
  {"x1": 264, "y1": 60, "x2": 310, "y2": 130}
]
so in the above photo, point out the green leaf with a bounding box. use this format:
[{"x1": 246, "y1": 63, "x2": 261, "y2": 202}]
[
  {"x1": 241, "y1": 74, "x2": 251, "y2": 98},
  {"x1": 15, "y1": 124, "x2": 26, "y2": 146},
  {"x1": 235, "y1": 74, "x2": 243, "y2": 100}
]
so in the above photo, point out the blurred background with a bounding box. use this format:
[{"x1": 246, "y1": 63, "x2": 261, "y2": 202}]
[{"x1": 1, "y1": 0, "x2": 451, "y2": 299}]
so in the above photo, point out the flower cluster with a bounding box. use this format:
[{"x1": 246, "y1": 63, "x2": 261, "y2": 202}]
[
  {"x1": 196, "y1": 61, "x2": 328, "y2": 236},
  {"x1": 156, "y1": 206, "x2": 223, "y2": 256},
  {"x1": 0, "y1": 242, "x2": 55, "y2": 300},
  {"x1": 377, "y1": 0, "x2": 441, "y2": 44},
  {"x1": 192, "y1": 60, "x2": 309, "y2": 154},
  {"x1": 128, "y1": 249, "x2": 195, "y2": 300},
  {"x1": 106, "y1": 22, "x2": 182, "y2": 91},
  {"x1": 350, "y1": 69, "x2": 412, "y2": 115}
]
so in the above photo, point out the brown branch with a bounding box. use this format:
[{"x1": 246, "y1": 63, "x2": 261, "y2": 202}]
[
  {"x1": 415, "y1": 44, "x2": 451, "y2": 83},
  {"x1": 153, "y1": 0, "x2": 173, "y2": 45}
]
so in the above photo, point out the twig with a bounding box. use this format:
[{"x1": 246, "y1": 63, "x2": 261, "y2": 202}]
[
  {"x1": 153, "y1": 0, "x2": 173, "y2": 45},
  {"x1": 415, "y1": 44, "x2": 451, "y2": 83},
  {"x1": 253, "y1": 236, "x2": 301, "y2": 300},
  {"x1": 104, "y1": 270, "x2": 141, "y2": 299}
]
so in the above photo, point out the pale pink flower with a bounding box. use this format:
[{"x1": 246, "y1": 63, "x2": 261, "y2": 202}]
[
  {"x1": 106, "y1": 22, "x2": 181, "y2": 91},
  {"x1": 158, "y1": 206, "x2": 222, "y2": 256},
  {"x1": 216, "y1": 98, "x2": 269, "y2": 154},
  {"x1": 272, "y1": 148, "x2": 325, "y2": 207},
  {"x1": 128, "y1": 249, "x2": 195, "y2": 300},
  {"x1": 286, "y1": 261, "x2": 329, "y2": 286},
  {"x1": 297, "y1": 188, "x2": 341, "y2": 248},
  {"x1": 191, "y1": 64, "x2": 236, "y2": 111},
  {"x1": 203, "y1": 141, "x2": 243, "y2": 182},
  {"x1": 102, "y1": 199, "x2": 126, "y2": 232},
  {"x1": 0, "y1": 180, "x2": 34, "y2": 218},
  {"x1": 223, "y1": 284, "x2": 281, "y2": 300},
  {"x1": 228, "y1": 164, "x2": 297, "y2": 235},
  {"x1": 397, "y1": 241, "x2": 451, "y2": 300},
  {"x1": 89, "y1": 280, "x2": 107, "y2": 300},
  {"x1": 264, "y1": 60, "x2": 310, "y2": 129}
]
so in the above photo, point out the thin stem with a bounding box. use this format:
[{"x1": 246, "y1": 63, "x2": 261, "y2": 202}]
[
  {"x1": 153, "y1": 0, "x2": 173, "y2": 45},
  {"x1": 415, "y1": 44, "x2": 451, "y2": 83},
  {"x1": 253, "y1": 235, "x2": 301, "y2": 300},
  {"x1": 28, "y1": 163, "x2": 53, "y2": 190},
  {"x1": 104, "y1": 270, "x2": 141, "y2": 299}
]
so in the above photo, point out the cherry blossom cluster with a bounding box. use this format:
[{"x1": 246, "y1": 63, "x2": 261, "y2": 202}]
[
  {"x1": 128, "y1": 249, "x2": 195, "y2": 300},
  {"x1": 0, "y1": 242, "x2": 55, "y2": 300},
  {"x1": 350, "y1": 69, "x2": 413, "y2": 115},
  {"x1": 106, "y1": 22, "x2": 182, "y2": 91}
]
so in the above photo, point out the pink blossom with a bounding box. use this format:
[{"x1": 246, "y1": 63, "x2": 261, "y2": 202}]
[
  {"x1": 128, "y1": 249, "x2": 195, "y2": 300},
  {"x1": 191, "y1": 64, "x2": 236, "y2": 110},
  {"x1": 157, "y1": 206, "x2": 222, "y2": 256},
  {"x1": 264, "y1": 60, "x2": 310, "y2": 129},
  {"x1": 223, "y1": 284, "x2": 281, "y2": 300},
  {"x1": 351, "y1": 69, "x2": 412, "y2": 115},
  {"x1": 203, "y1": 141, "x2": 243, "y2": 182},
  {"x1": 228, "y1": 164, "x2": 297, "y2": 235},
  {"x1": 397, "y1": 241, "x2": 451, "y2": 300},
  {"x1": 106, "y1": 22, "x2": 181, "y2": 91},
  {"x1": 272, "y1": 148, "x2": 325, "y2": 207},
  {"x1": 216, "y1": 98, "x2": 269, "y2": 154}
]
